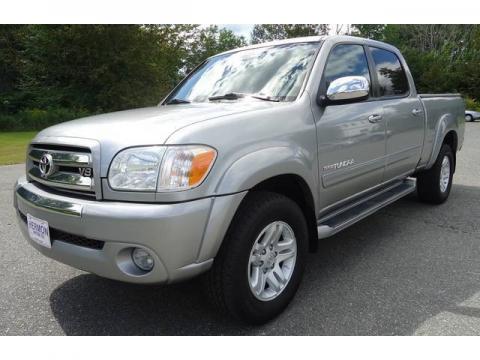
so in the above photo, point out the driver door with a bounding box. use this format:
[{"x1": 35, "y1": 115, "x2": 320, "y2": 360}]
[{"x1": 311, "y1": 43, "x2": 387, "y2": 211}]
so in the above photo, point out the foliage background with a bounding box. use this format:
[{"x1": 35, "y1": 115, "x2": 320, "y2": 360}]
[{"x1": 1, "y1": 24, "x2": 479, "y2": 131}]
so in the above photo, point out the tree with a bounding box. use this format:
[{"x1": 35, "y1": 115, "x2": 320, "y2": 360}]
[
  {"x1": 18, "y1": 25, "x2": 197, "y2": 112},
  {"x1": 251, "y1": 24, "x2": 329, "y2": 44},
  {"x1": 385, "y1": 25, "x2": 476, "y2": 53},
  {"x1": 3, "y1": 23, "x2": 480, "y2": 127},
  {"x1": 0, "y1": 25, "x2": 30, "y2": 113},
  {"x1": 350, "y1": 24, "x2": 480, "y2": 102},
  {"x1": 0, "y1": 24, "x2": 247, "y2": 116},
  {"x1": 185, "y1": 25, "x2": 247, "y2": 71},
  {"x1": 350, "y1": 25, "x2": 386, "y2": 40}
]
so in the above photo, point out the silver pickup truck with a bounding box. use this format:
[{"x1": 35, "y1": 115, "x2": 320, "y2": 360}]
[{"x1": 14, "y1": 35, "x2": 465, "y2": 324}]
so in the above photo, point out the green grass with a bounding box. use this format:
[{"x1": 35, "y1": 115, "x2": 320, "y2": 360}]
[{"x1": 0, "y1": 131, "x2": 37, "y2": 165}]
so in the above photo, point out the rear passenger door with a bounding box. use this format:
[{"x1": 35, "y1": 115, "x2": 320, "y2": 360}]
[
  {"x1": 367, "y1": 46, "x2": 425, "y2": 181},
  {"x1": 313, "y1": 44, "x2": 386, "y2": 209}
]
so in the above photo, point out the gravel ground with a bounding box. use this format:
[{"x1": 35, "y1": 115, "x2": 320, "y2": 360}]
[{"x1": 0, "y1": 122, "x2": 479, "y2": 335}]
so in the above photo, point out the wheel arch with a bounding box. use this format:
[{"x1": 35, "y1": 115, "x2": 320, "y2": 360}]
[
  {"x1": 426, "y1": 112, "x2": 459, "y2": 171},
  {"x1": 214, "y1": 146, "x2": 318, "y2": 200},
  {"x1": 198, "y1": 147, "x2": 320, "y2": 263},
  {"x1": 214, "y1": 146, "x2": 319, "y2": 253},
  {"x1": 442, "y1": 130, "x2": 458, "y2": 172},
  {"x1": 248, "y1": 174, "x2": 318, "y2": 253}
]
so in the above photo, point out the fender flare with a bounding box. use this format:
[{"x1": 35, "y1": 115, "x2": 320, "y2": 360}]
[
  {"x1": 196, "y1": 146, "x2": 318, "y2": 262},
  {"x1": 426, "y1": 113, "x2": 458, "y2": 169},
  {"x1": 214, "y1": 146, "x2": 317, "y2": 198}
]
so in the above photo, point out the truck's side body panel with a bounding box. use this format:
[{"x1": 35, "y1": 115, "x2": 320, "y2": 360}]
[
  {"x1": 382, "y1": 96, "x2": 425, "y2": 180},
  {"x1": 417, "y1": 94, "x2": 465, "y2": 169},
  {"x1": 313, "y1": 101, "x2": 386, "y2": 209}
]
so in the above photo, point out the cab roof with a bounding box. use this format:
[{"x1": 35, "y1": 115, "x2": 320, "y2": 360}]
[{"x1": 214, "y1": 35, "x2": 400, "y2": 58}]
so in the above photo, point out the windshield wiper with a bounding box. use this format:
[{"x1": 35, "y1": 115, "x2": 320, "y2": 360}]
[
  {"x1": 208, "y1": 92, "x2": 280, "y2": 102},
  {"x1": 208, "y1": 92, "x2": 245, "y2": 101},
  {"x1": 250, "y1": 94, "x2": 280, "y2": 102},
  {"x1": 166, "y1": 98, "x2": 191, "y2": 105}
]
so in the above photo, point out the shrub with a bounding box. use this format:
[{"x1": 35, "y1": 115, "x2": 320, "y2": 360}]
[
  {"x1": 465, "y1": 97, "x2": 480, "y2": 111},
  {"x1": 0, "y1": 107, "x2": 91, "y2": 131}
]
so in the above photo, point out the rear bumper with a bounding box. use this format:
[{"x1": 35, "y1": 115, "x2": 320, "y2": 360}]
[{"x1": 14, "y1": 177, "x2": 246, "y2": 284}]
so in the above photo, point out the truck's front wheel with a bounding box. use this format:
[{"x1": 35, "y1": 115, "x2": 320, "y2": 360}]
[
  {"x1": 206, "y1": 191, "x2": 308, "y2": 324},
  {"x1": 416, "y1": 144, "x2": 454, "y2": 204}
]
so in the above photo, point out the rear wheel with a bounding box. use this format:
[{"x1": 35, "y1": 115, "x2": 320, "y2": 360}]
[
  {"x1": 465, "y1": 114, "x2": 474, "y2": 122},
  {"x1": 416, "y1": 144, "x2": 454, "y2": 204},
  {"x1": 206, "y1": 191, "x2": 308, "y2": 324}
]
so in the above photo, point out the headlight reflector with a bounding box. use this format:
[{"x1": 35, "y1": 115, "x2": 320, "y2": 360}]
[
  {"x1": 108, "y1": 145, "x2": 216, "y2": 191},
  {"x1": 108, "y1": 146, "x2": 165, "y2": 191}
]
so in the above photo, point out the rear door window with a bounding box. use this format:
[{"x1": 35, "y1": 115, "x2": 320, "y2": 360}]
[{"x1": 369, "y1": 47, "x2": 409, "y2": 97}]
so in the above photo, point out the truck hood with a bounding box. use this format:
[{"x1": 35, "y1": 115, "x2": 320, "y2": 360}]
[
  {"x1": 34, "y1": 101, "x2": 279, "y2": 176},
  {"x1": 37, "y1": 101, "x2": 276, "y2": 145}
]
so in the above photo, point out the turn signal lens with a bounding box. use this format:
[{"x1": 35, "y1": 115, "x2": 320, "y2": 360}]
[
  {"x1": 189, "y1": 150, "x2": 216, "y2": 186},
  {"x1": 157, "y1": 145, "x2": 217, "y2": 191}
]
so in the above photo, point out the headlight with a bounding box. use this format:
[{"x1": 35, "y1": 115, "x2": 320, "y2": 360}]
[
  {"x1": 109, "y1": 146, "x2": 166, "y2": 191},
  {"x1": 108, "y1": 145, "x2": 216, "y2": 192}
]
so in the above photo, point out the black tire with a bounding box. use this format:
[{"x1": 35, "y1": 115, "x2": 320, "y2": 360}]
[
  {"x1": 416, "y1": 144, "x2": 454, "y2": 204},
  {"x1": 465, "y1": 114, "x2": 474, "y2": 122},
  {"x1": 206, "y1": 191, "x2": 308, "y2": 324}
]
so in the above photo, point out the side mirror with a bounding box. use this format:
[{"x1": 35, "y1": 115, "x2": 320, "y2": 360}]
[{"x1": 326, "y1": 76, "x2": 370, "y2": 103}]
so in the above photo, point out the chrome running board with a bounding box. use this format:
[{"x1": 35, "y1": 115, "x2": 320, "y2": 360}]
[{"x1": 317, "y1": 178, "x2": 416, "y2": 239}]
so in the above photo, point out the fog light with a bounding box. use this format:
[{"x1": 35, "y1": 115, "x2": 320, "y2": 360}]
[{"x1": 131, "y1": 248, "x2": 154, "y2": 271}]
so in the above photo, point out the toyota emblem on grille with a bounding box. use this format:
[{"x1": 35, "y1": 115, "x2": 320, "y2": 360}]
[{"x1": 39, "y1": 153, "x2": 55, "y2": 177}]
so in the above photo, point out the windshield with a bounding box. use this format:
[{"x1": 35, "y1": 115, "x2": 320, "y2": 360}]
[{"x1": 167, "y1": 42, "x2": 320, "y2": 103}]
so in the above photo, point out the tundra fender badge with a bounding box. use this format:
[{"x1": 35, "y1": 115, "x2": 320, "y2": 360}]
[{"x1": 323, "y1": 159, "x2": 355, "y2": 171}]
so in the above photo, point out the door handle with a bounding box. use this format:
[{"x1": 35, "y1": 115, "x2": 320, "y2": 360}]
[
  {"x1": 368, "y1": 114, "x2": 383, "y2": 123},
  {"x1": 412, "y1": 108, "x2": 423, "y2": 116}
]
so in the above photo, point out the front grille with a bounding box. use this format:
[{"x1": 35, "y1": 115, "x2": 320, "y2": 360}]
[
  {"x1": 27, "y1": 144, "x2": 97, "y2": 199},
  {"x1": 19, "y1": 212, "x2": 105, "y2": 250}
]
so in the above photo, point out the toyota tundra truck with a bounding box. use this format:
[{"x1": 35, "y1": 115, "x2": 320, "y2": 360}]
[{"x1": 13, "y1": 36, "x2": 465, "y2": 324}]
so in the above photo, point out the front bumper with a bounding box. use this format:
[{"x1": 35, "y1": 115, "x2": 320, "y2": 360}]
[{"x1": 14, "y1": 176, "x2": 246, "y2": 284}]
